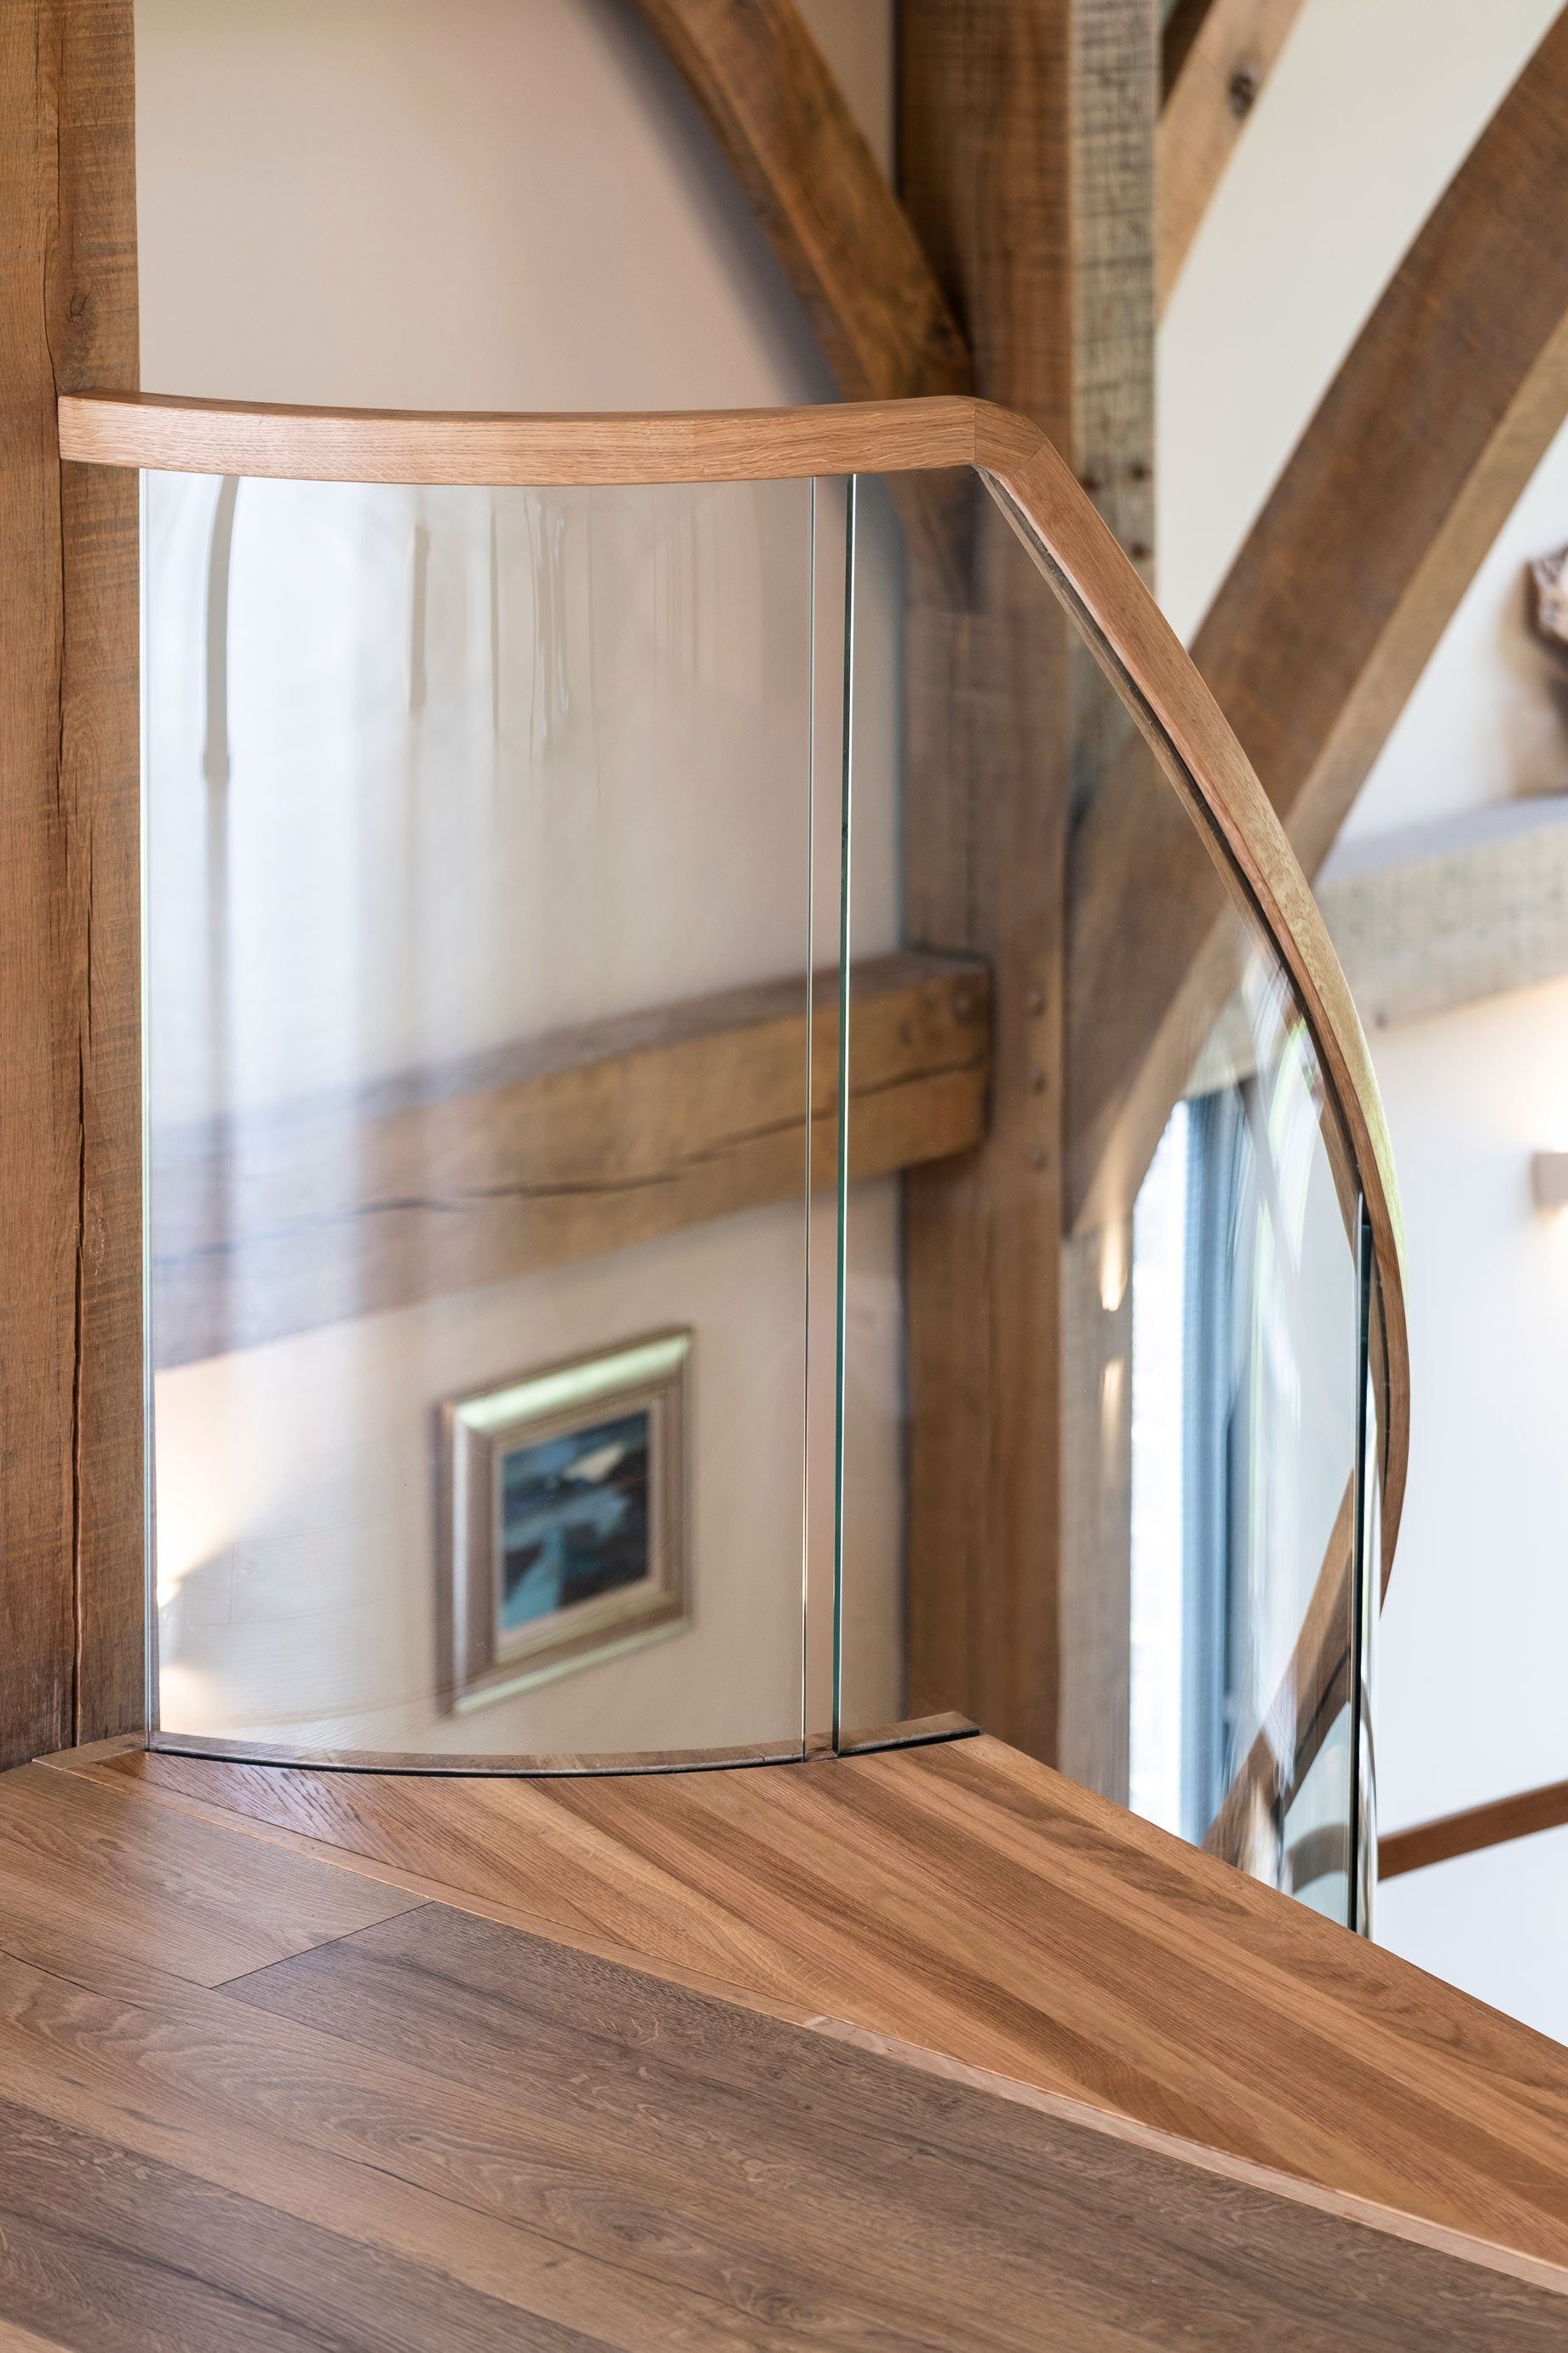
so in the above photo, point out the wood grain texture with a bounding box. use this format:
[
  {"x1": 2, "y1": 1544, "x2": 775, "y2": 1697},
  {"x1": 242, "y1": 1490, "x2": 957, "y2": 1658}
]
[
  {"x1": 151, "y1": 951, "x2": 990, "y2": 1366},
  {"x1": 978, "y1": 412, "x2": 1409, "y2": 1587},
  {"x1": 0, "y1": 3, "x2": 140, "y2": 1772},
  {"x1": 228, "y1": 1901, "x2": 1568, "y2": 2347},
  {"x1": 1068, "y1": 10, "x2": 1568, "y2": 1560},
  {"x1": 59, "y1": 388, "x2": 984, "y2": 482},
  {"x1": 1157, "y1": 0, "x2": 1307, "y2": 308},
  {"x1": 71, "y1": 1734, "x2": 1568, "y2": 2288},
  {"x1": 11, "y1": 1745, "x2": 1568, "y2": 2344},
  {"x1": 0, "y1": 1764, "x2": 419, "y2": 1988},
  {"x1": 897, "y1": 3, "x2": 1157, "y2": 1769},
  {"x1": 1381, "y1": 1777, "x2": 1568, "y2": 1882},
  {"x1": 1051, "y1": 0, "x2": 1158, "y2": 1798},
  {"x1": 1319, "y1": 798, "x2": 1568, "y2": 1025},
  {"x1": 0, "y1": 1960, "x2": 830, "y2": 2353},
  {"x1": 0, "y1": 2094, "x2": 592, "y2": 2353}
]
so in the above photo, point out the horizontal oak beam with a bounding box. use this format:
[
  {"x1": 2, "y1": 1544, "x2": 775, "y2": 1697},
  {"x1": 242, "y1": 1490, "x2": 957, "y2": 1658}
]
[
  {"x1": 152, "y1": 951, "x2": 991, "y2": 1366},
  {"x1": 629, "y1": 0, "x2": 972, "y2": 579},
  {"x1": 1072, "y1": 12, "x2": 1568, "y2": 1242},
  {"x1": 1171, "y1": 801, "x2": 1568, "y2": 1084},
  {"x1": 1318, "y1": 798, "x2": 1568, "y2": 1027},
  {"x1": 1068, "y1": 14, "x2": 1568, "y2": 1580}
]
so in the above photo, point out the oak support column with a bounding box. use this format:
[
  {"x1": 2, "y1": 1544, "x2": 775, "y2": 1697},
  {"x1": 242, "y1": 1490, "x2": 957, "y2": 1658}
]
[
  {"x1": 0, "y1": 0, "x2": 141, "y2": 1766},
  {"x1": 899, "y1": 3, "x2": 1157, "y2": 1771}
]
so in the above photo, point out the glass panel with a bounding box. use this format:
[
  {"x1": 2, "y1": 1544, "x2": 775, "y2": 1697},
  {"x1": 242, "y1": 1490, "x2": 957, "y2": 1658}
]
[
  {"x1": 835, "y1": 464, "x2": 1370, "y2": 1919},
  {"x1": 1353, "y1": 1223, "x2": 1382, "y2": 1933},
  {"x1": 141, "y1": 440, "x2": 1383, "y2": 1847},
  {"x1": 1124, "y1": 917, "x2": 1364, "y2": 1917},
  {"x1": 829, "y1": 469, "x2": 951, "y2": 1748},
  {"x1": 145, "y1": 470, "x2": 830, "y2": 1763}
]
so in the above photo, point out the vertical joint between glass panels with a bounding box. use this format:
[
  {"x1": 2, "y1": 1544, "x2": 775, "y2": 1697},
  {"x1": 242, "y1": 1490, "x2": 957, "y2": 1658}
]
[
  {"x1": 830, "y1": 478, "x2": 858, "y2": 1754},
  {"x1": 1347, "y1": 1197, "x2": 1376, "y2": 1936}
]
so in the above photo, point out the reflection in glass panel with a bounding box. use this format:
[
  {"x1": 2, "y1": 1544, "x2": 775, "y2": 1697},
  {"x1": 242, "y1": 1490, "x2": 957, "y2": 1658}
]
[
  {"x1": 1353, "y1": 1222, "x2": 1383, "y2": 1934},
  {"x1": 145, "y1": 471, "x2": 829, "y2": 1762},
  {"x1": 1129, "y1": 925, "x2": 1363, "y2": 1919},
  {"x1": 140, "y1": 441, "x2": 1386, "y2": 1899},
  {"x1": 822, "y1": 470, "x2": 919, "y2": 1747},
  {"x1": 828, "y1": 461, "x2": 1374, "y2": 1925}
]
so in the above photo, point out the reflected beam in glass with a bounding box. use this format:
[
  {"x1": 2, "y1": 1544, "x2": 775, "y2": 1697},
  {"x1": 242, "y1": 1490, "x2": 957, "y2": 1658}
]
[{"x1": 145, "y1": 471, "x2": 824, "y2": 1768}]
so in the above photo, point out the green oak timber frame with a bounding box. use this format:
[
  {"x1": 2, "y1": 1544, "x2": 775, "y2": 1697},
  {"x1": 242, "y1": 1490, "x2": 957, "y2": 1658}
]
[{"x1": 0, "y1": 0, "x2": 141, "y2": 1769}]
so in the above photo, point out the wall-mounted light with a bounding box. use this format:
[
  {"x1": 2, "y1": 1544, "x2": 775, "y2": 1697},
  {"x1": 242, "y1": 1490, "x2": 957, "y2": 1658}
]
[{"x1": 1531, "y1": 1152, "x2": 1568, "y2": 1210}]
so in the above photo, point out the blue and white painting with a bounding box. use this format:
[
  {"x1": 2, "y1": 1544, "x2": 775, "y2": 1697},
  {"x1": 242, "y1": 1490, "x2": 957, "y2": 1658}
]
[{"x1": 498, "y1": 1408, "x2": 652, "y2": 1633}]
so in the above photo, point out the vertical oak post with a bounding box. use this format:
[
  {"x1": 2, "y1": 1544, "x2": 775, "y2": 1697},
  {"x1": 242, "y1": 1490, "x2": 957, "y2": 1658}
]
[
  {"x1": 899, "y1": 2, "x2": 1156, "y2": 1769},
  {"x1": 0, "y1": 0, "x2": 140, "y2": 1766}
]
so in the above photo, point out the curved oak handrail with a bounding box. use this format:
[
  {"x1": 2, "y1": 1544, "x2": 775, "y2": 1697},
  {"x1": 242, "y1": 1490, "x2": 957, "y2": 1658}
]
[{"x1": 58, "y1": 388, "x2": 1409, "y2": 1586}]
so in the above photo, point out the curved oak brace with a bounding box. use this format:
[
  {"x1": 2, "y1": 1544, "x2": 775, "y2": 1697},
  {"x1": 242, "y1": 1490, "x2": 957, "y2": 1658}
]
[
  {"x1": 626, "y1": 0, "x2": 972, "y2": 585},
  {"x1": 626, "y1": 0, "x2": 970, "y2": 408},
  {"x1": 60, "y1": 385, "x2": 1408, "y2": 1604},
  {"x1": 972, "y1": 406, "x2": 1409, "y2": 1567},
  {"x1": 1068, "y1": 8, "x2": 1568, "y2": 1569},
  {"x1": 1158, "y1": 0, "x2": 1308, "y2": 310}
]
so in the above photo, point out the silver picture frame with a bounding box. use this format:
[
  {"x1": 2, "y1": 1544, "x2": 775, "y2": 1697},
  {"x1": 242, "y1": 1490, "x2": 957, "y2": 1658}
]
[{"x1": 438, "y1": 1330, "x2": 691, "y2": 1713}]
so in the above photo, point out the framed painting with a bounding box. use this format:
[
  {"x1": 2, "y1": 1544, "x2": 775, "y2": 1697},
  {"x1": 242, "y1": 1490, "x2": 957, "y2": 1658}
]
[{"x1": 439, "y1": 1330, "x2": 691, "y2": 1712}]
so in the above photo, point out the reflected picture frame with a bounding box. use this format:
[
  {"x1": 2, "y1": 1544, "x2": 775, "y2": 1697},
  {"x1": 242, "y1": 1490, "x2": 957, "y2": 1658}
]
[{"x1": 439, "y1": 1330, "x2": 691, "y2": 1714}]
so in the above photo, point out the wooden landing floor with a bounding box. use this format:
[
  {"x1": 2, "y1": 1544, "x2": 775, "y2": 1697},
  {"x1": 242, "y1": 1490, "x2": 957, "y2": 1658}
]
[{"x1": 0, "y1": 1740, "x2": 1559, "y2": 2350}]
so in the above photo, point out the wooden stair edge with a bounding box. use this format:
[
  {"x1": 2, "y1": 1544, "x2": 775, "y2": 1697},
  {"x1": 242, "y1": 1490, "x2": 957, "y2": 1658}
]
[
  {"x1": 33, "y1": 1733, "x2": 1568, "y2": 2296},
  {"x1": 809, "y1": 2016, "x2": 1568, "y2": 2305}
]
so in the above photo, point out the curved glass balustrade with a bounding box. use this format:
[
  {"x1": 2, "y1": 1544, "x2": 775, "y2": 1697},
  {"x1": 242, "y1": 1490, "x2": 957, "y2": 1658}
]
[
  {"x1": 144, "y1": 470, "x2": 838, "y2": 1765},
  {"x1": 1119, "y1": 915, "x2": 1370, "y2": 1922},
  {"x1": 78, "y1": 395, "x2": 1400, "y2": 1927},
  {"x1": 836, "y1": 465, "x2": 1387, "y2": 1930}
]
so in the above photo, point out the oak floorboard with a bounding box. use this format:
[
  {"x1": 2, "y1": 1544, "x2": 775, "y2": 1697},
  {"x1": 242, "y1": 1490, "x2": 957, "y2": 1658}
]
[
  {"x1": 0, "y1": 1764, "x2": 422, "y2": 1986},
  {"x1": 4, "y1": 1885, "x2": 1562, "y2": 2350},
  {"x1": 0, "y1": 1946, "x2": 1043, "y2": 2353},
  {"x1": 0, "y1": 2325, "x2": 72, "y2": 2352},
  {"x1": 219, "y1": 1899, "x2": 1568, "y2": 2350},
  {"x1": 82, "y1": 1736, "x2": 1568, "y2": 2280},
  {"x1": 5, "y1": 1752, "x2": 1568, "y2": 2344},
  {"x1": 0, "y1": 2090, "x2": 606, "y2": 2353},
  {"x1": 0, "y1": 1952, "x2": 841, "y2": 2353}
]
